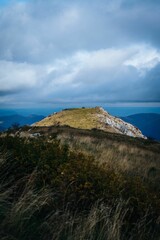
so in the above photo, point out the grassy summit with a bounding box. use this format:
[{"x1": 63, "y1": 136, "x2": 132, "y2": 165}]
[
  {"x1": 34, "y1": 107, "x2": 107, "y2": 130},
  {"x1": 34, "y1": 107, "x2": 146, "y2": 138}
]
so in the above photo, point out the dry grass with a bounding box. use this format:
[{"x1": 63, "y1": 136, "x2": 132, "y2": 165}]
[
  {"x1": 0, "y1": 181, "x2": 157, "y2": 240},
  {"x1": 54, "y1": 129, "x2": 160, "y2": 190},
  {"x1": 45, "y1": 199, "x2": 154, "y2": 240},
  {"x1": 34, "y1": 107, "x2": 117, "y2": 134},
  {"x1": 35, "y1": 108, "x2": 99, "y2": 128},
  {"x1": 0, "y1": 128, "x2": 160, "y2": 239},
  {"x1": 27, "y1": 125, "x2": 160, "y2": 189}
]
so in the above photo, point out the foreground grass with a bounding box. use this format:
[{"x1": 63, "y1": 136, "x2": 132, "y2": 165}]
[{"x1": 0, "y1": 135, "x2": 160, "y2": 240}]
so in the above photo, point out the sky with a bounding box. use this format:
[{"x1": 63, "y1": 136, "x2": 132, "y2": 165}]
[{"x1": 0, "y1": 0, "x2": 160, "y2": 108}]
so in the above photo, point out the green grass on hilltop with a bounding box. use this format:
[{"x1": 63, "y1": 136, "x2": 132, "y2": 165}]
[{"x1": 35, "y1": 107, "x2": 116, "y2": 133}]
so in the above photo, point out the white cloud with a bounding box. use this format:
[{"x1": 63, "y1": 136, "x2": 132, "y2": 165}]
[
  {"x1": 0, "y1": 0, "x2": 160, "y2": 106},
  {"x1": 1, "y1": 44, "x2": 160, "y2": 102},
  {"x1": 58, "y1": 7, "x2": 80, "y2": 31},
  {"x1": 48, "y1": 44, "x2": 160, "y2": 84},
  {"x1": 0, "y1": 61, "x2": 43, "y2": 92},
  {"x1": 124, "y1": 45, "x2": 160, "y2": 75}
]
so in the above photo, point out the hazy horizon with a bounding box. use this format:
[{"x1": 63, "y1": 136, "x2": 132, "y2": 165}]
[{"x1": 0, "y1": 106, "x2": 160, "y2": 118}]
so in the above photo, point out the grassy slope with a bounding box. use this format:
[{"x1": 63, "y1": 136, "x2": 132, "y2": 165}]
[
  {"x1": 30, "y1": 126, "x2": 160, "y2": 190},
  {"x1": 0, "y1": 133, "x2": 160, "y2": 240},
  {"x1": 34, "y1": 107, "x2": 117, "y2": 133},
  {"x1": 0, "y1": 126, "x2": 160, "y2": 239}
]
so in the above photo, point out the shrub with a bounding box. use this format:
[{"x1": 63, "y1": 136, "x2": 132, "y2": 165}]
[{"x1": 0, "y1": 135, "x2": 159, "y2": 239}]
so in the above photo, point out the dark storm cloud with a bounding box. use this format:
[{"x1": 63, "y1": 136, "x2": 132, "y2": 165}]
[
  {"x1": 112, "y1": 2, "x2": 160, "y2": 48},
  {"x1": 141, "y1": 63, "x2": 160, "y2": 102},
  {"x1": 0, "y1": 0, "x2": 160, "y2": 106}
]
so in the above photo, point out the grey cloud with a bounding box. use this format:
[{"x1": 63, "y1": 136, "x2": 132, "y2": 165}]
[
  {"x1": 38, "y1": 46, "x2": 160, "y2": 103},
  {"x1": 0, "y1": 0, "x2": 160, "y2": 106},
  {"x1": 140, "y1": 64, "x2": 160, "y2": 101},
  {"x1": 0, "y1": 90, "x2": 18, "y2": 96},
  {"x1": 1, "y1": 0, "x2": 160, "y2": 63},
  {"x1": 1, "y1": 45, "x2": 160, "y2": 104}
]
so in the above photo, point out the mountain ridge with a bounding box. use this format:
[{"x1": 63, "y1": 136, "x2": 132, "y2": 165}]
[
  {"x1": 34, "y1": 107, "x2": 146, "y2": 139},
  {"x1": 0, "y1": 114, "x2": 45, "y2": 130}
]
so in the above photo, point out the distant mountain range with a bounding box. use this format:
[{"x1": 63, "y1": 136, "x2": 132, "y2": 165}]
[
  {"x1": 0, "y1": 114, "x2": 45, "y2": 131},
  {"x1": 1, "y1": 111, "x2": 159, "y2": 141},
  {"x1": 121, "y1": 113, "x2": 160, "y2": 141}
]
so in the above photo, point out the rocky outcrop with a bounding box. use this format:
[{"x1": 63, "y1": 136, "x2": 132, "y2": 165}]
[
  {"x1": 97, "y1": 107, "x2": 146, "y2": 139},
  {"x1": 34, "y1": 107, "x2": 146, "y2": 139}
]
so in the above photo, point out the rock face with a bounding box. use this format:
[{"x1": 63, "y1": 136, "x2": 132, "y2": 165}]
[
  {"x1": 97, "y1": 107, "x2": 146, "y2": 139},
  {"x1": 34, "y1": 107, "x2": 146, "y2": 139}
]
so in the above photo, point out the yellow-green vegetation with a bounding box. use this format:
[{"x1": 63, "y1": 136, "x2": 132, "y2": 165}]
[
  {"x1": 0, "y1": 134, "x2": 160, "y2": 240},
  {"x1": 29, "y1": 126, "x2": 160, "y2": 191},
  {"x1": 34, "y1": 107, "x2": 116, "y2": 133}
]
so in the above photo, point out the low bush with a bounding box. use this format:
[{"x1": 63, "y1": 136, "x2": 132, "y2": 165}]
[{"x1": 0, "y1": 136, "x2": 159, "y2": 239}]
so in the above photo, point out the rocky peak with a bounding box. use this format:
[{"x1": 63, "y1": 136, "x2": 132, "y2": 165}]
[
  {"x1": 34, "y1": 107, "x2": 146, "y2": 139},
  {"x1": 97, "y1": 107, "x2": 146, "y2": 139}
]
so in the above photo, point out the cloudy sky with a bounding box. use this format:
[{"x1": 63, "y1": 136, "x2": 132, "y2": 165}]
[{"x1": 0, "y1": 0, "x2": 160, "y2": 108}]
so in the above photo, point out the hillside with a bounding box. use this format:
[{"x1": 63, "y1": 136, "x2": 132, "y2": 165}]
[
  {"x1": 34, "y1": 107, "x2": 146, "y2": 138},
  {"x1": 121, "y1": 113, "x2": 160, "y2": 141},
  {"x1": 27, "y1": 125, "x2": 160, "y2": 187},
  {"x1": 0, "y1": 126, "x2": 160, "y2": 240},
  {"x1": 1, "y1": 107, "x2": 160, "y2": 240}
]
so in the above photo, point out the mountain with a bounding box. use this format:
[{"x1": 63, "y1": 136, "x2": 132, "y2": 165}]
[
  {"x1": 1, "y1": 109, "x2": 160, "y2": 240},
  {"x1": 0, "y1": 114, "x2": 45, "y2": 131},
  {"x1": 121, "y1": 113, "x2": 160, "y2": 141},
  {"x1": 34, "y1": 107, "x2": 146, "y2": 139},
  {"x1": 0, "y1": 109, "x2": 17, "y2": 116}
]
